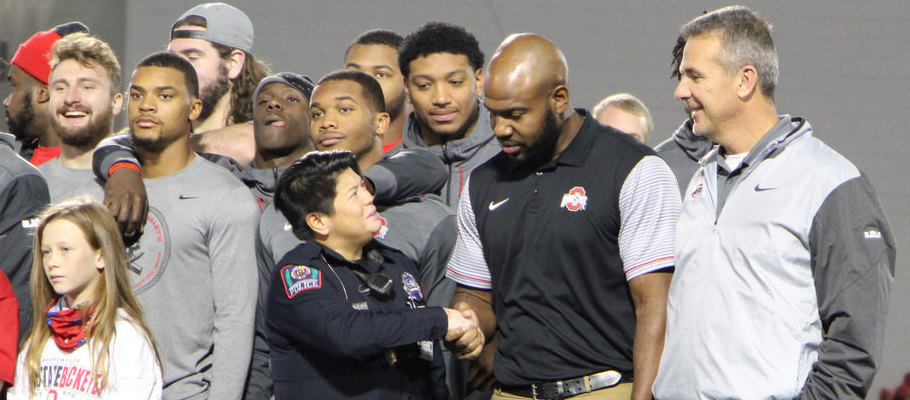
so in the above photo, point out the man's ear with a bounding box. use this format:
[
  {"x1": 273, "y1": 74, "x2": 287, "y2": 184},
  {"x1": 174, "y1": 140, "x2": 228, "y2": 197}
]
[
  {"x1": 373, "y1": 111, "x2": 390, "y2": 138},
  {"x1": 403, "y1": 75, "x2": 411, "y2": 99},
  {"x1": 111, "y1": 92, "x2": 124, "y2": 116},
  {"x1": 188, "y1": 97, "x2": 203, "y2": 121},
  {"x1": 550, "y1": 85, "x2": 570, "y2": 114},
  {"x1": 35, "y1": 84, "x2": 50, "y2": 103},
  {"x1": 306, "y1": 212, "x2": 330, "y2": 237},
  {"x1": 226, "y1": 49, "x2": 246, "y2": 80},
  {"x1": 473, "y1": 68, "x2": 484, "y2": 96},
  {"x1": 737, "y1": 64, "x2": 759, "y2": 99}
]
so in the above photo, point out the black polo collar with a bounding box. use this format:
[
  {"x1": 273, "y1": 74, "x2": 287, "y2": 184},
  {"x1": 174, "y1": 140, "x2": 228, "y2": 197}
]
[{"x1": 554, "y1": 108, "x2": 596, "y2": 168}]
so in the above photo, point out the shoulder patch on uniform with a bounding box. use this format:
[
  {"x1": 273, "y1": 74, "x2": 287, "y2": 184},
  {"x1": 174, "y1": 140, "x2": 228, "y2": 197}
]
[{"x1": 281, "y1": 264, "x2": 321, "y2": 299}]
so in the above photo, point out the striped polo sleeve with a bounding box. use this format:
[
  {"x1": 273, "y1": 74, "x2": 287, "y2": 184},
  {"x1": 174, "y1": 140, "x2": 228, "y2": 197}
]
[
  {"x1": 445, "y1": 177, "x2": 492, "y2": 289},
  {"x1": 618, "y1": 155, "x2": 681, "y2": 280}
]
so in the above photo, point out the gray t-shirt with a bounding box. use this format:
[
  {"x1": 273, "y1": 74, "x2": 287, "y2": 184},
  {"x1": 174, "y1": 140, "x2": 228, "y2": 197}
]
[
  {"x1": 128, "y1": 155, "x2": 258, "y2": 400},
  {"x1": 38, "y1": 158, "x2": 104, "y2": 204}
]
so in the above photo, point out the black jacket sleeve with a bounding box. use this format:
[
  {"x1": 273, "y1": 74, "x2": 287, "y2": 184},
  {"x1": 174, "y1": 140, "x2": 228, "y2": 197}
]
[
  {"x1": 92, "y1": 133, "x2": 138, "y2": 183},
  {"x1": 366, "y1": 148, "x2": 447, "y2": 205},
  {"x1": 267, "y1": 264, "x2": 449, "y2": 362},
  {"x1": 802, "y1": 174, "x2": 895, "y2": 399}
]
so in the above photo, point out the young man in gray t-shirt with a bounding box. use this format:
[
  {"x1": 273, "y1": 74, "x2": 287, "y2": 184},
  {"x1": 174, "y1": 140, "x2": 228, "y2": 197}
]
[{"x1": 126, "y1": 51, "x2": 258, "y2": 400}]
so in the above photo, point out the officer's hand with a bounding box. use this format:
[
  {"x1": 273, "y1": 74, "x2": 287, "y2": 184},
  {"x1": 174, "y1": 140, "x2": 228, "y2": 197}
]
[
  {"x1": 104, "y1": 167, "x2": 148, "y2": 246},
  {"x1": 444, "y1": 308, "x2": 484, "y2": 359},
  {"x1": 444, "y1": 308, "x2": 472, "y2": 340},
  {"x1": 468, "y1": 333, "x2": 497, "y2": 390}
]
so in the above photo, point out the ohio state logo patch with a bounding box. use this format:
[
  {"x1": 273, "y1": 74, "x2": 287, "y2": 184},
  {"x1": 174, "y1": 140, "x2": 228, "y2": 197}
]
[
  {"x1": 560, "y1": 186, "x2": 588, "y2": 212},
  {"x1": 374, "y1": 216, "x2": 388, "y2": 239},
  {"x1": 281, "y1": 264, "x2": 321, "y2": 299}
]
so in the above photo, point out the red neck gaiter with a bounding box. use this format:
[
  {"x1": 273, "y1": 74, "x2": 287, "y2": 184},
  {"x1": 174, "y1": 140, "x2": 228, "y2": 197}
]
[{"x1": 46, "y1": 298, "x2": 91, "y2": 351}]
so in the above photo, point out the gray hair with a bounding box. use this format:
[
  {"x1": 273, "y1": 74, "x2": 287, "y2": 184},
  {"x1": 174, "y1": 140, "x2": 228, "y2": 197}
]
[{"x1": 681, "y1": 5, "x2": 778, "y2": 99}]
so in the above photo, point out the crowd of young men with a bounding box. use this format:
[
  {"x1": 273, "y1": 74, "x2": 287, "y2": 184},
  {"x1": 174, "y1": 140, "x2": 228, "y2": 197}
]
[{"x1": 0, "y1": 2, "x2": 895, "y2": 400}]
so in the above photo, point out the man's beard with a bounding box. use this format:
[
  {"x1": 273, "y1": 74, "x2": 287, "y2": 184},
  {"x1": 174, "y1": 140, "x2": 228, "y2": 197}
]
[
  {"x1": 53, "y1": 104, "x2": 114, "y2": 149},
  {"x1": 6, "y1": 91, "x2": 35, "y2": 142},
  {"x1": 386, "y1": 89, "x2": 406, "y2": 120},
  {"x1": 520, "y1": 110, "x2": 561, "y2": 168},
  {"x1": 198, "y1": 64, "x2": 231, "y2": 122},
  {"x1": 133, "y1": 134, "x2": 171, "y2": 154}
]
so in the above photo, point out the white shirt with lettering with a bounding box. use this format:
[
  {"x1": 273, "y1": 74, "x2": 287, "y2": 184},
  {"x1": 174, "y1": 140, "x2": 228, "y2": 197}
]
[{"x1": 8, "y1": 310, "x2": 162, "y2": 399}]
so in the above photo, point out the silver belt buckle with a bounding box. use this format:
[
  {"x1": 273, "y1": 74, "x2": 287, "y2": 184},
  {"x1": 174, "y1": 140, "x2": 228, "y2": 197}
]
[{"x1": 588, "y1": 370, "x2": 622, "y2": 390}]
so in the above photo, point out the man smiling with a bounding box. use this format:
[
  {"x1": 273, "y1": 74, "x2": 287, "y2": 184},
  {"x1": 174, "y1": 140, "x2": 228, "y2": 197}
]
[
  {"x1": 39, "y1": 33, "x2": 122, "y2": 203},
  {"x1": 653, "y1": 7, "x2": 895, "y2": 399}
]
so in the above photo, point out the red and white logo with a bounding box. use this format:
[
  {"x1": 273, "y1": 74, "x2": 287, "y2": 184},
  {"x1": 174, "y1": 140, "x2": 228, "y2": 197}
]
[
  {"x1": 691, "y1": 183, "x2": 704, "y2": 199},
  {"x1": 560, "y1": 186, "x2": 588, "y2": 212},
  {"x1": 375, "y1": 216, "x2": 389, "y2": 239}
]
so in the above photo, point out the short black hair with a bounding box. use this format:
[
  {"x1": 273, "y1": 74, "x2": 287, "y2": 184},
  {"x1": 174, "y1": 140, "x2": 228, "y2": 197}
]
[
  {"x1": 135, "y1": 51, "x2": 199, "y2": 97},
  {"x1": 316, "y1": 70, "x2": 386, "y2": 113},
  {"x1": 344, "y1": 29, "x2": 404, "y2": 60},
  {"x1": 274, "y1": 151, "x2": 361, "y2": 240},
  {"x1": 398, "y1": 22, "x2": 484, "y2": 78}
]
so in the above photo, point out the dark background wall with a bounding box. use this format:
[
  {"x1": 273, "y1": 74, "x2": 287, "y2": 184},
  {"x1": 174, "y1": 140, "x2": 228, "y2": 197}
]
[{"x1": 4, "y1": 0, "x2": 908, "y2": 394}]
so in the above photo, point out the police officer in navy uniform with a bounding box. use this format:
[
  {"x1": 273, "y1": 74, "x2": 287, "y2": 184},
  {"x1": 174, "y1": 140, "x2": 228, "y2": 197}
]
[{"x1": 267, "y1": 150, "x2": 482, "y2": 400}]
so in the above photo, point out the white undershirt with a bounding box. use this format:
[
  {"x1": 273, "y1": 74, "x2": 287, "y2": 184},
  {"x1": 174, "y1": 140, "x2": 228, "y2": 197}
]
[{"x1": 723, "y1": 152, "x2": 748, "y2": 171}]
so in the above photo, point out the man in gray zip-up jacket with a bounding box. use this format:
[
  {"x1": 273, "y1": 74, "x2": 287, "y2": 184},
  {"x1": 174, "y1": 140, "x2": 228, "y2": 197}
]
[
  {"x1": 653, "y1": 6, "x2": 895, "y2": 400},
  {"x1": 389, "y1": 22, "x2": 500, "y2": 207}
]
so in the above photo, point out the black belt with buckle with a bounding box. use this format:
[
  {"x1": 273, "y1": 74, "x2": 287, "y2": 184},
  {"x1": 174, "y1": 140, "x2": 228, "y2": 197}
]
[{"x1": 500, "y1": 370, "x2": 629, "y2": 399}]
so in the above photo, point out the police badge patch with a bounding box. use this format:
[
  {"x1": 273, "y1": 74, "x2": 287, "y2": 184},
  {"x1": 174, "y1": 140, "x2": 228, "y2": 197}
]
[
  {"x1": 281, "y1": 264, "x2": 321, "y2": 299},
  {"x1": 401, "y1": 272, "x2": 424, "y2": 302}
]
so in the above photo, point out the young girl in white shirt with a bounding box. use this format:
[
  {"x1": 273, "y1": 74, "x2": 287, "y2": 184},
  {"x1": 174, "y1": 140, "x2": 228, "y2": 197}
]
[{"x1": 9, "y1": 197, "x2": 162, "y2": 399}]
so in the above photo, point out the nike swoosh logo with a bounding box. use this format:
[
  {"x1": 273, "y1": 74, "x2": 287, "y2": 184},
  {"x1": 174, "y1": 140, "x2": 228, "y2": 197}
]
[
  {"x1": 754, "y1": 184, "x2": 776, "y2": 192},
  {"x1": 488, "y1": 198, "x2": 510, "y2": 211},
  {"x1": 179, "y1": 195, "x2": 198, "y2": 200}
]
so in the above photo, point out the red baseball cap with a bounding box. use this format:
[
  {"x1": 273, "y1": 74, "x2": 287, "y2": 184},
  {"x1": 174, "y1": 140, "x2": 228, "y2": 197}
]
[{"x1": 10, "y1": 22, "x2": 89, "y2": 84}]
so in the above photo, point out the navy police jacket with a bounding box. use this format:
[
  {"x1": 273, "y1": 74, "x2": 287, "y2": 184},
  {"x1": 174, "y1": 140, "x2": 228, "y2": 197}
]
[{"x1": 266, "y1": 239, "x2": 450, "y2": 400}]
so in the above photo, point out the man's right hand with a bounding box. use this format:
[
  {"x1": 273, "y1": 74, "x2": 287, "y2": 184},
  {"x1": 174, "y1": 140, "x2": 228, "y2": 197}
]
[{"x1": 104, "y1": 167, "x2": 147, "y2": 246}]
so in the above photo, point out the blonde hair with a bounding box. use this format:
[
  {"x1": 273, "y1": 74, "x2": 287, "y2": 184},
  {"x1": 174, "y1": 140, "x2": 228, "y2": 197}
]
[
  {"x1": 50, "y1": 32, "x2": 122, "y2": 96},
  {"x1": 24, "y1": 197, "x2": 157, "y2": 395},
  {"x1": 592, "y1": 93, "x2": 653, "y2": 142}
]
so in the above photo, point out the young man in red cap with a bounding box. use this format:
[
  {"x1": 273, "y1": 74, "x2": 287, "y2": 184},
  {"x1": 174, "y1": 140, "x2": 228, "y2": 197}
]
[{"x1": 4, "y1": 22, "x2": 88, "y2": 165}]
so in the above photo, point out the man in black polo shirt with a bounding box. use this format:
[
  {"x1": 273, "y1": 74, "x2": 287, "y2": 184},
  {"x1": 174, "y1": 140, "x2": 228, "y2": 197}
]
[{"x1": 446, "y1": 34, "x2": 680, "y2": 400}]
